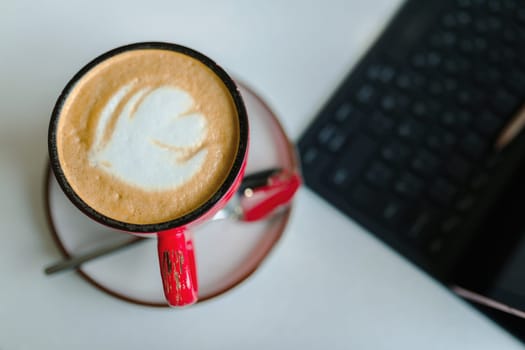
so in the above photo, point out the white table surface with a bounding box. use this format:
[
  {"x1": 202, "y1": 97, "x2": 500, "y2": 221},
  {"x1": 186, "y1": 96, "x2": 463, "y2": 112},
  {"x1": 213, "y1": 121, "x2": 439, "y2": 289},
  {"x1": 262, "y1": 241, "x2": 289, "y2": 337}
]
[{"x1": 0, "y1": 0, "x2": 523, "y2": 348}]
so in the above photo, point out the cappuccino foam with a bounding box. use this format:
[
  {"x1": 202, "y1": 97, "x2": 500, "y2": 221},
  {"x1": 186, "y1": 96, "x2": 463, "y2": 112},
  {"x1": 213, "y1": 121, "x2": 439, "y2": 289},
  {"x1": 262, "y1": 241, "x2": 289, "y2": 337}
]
[{"x1": 56, "y1": 49, "x2": 240, "y2": 225}]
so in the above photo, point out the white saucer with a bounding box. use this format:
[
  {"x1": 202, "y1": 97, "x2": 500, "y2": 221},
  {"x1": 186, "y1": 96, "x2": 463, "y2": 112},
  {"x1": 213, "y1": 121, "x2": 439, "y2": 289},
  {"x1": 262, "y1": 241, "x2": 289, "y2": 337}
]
[{"x1": 45, "y1": 83, "x2": 299, "y2": 307}]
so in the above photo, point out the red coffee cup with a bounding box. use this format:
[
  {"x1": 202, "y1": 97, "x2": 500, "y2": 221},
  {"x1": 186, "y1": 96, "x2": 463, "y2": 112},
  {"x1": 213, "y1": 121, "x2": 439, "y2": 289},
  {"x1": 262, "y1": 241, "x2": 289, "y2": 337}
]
[{"x1": 48, "y1": 42, "x2": 250, "y2": 307}]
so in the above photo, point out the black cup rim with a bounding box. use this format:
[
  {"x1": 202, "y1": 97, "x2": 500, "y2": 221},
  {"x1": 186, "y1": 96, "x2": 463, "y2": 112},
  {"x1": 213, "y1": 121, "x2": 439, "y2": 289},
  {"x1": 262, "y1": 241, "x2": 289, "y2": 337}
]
[{"x1": 48, "y1": 42, "x2": 249, "y2": 233}]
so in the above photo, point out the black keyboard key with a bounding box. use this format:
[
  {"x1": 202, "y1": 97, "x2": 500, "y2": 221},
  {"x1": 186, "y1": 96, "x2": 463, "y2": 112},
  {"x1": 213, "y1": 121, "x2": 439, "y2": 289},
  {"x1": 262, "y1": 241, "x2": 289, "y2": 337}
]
[
  {"x1": 351, "y1": 184, "x2": 387, "y2": 214},
  {"x1": 397, "y1": 119, "x2": 425, "y2": 142},
  {"x1": 411, "y1": 100, "x2": 429, "y2": 118},
  {"x1": 428, "y1": 79, "x2": 444, "y2": 96},
  {"x1": 430, "y1": 30, "x2": 457, "y2": 49},
  {"x1": 378, "y1": 66, "x2": 396, "y2": 84},
  {"x1": 426, "y1": 51, "x2": 443, "y2": 69},
  {"x1": 396, "y1": 73, "x2": 412, "y2": 89},
  {"x1": 460, "y1": 132, "x2": 488, "y2": 159},
  {"x1": 501, "y1": 46, "x2": 517, "y2": 63},
  {"x1": 334, "y1": 102, "x2": 354, "y2": 123},
  {"x1": 317, "y1": 125, "x2": 346, "y2": 152},
  {"x1": 441, "y1": 215, "x2": 463, "y2": 235},
  {"x1": 380, "y1": 94, "x2": 398, "y2": 112},
  {"x1": 474, "y1": 14, "x2": 501, "y2": 31},
  {"x1": 301, "y1": 146, "x2": 323, "y2": 166},
  {"x1": 395, "y1": 71, "x2": 426, "y2": 91},
  {"x1": 475, "y1": 16, "x2": 491, "y2": 34},
  {"x1": 393, "y1": 92, "x2": 411, "y2": 111},
  {"x1": 327, "y1": 133, "x2": 348, "y2": 152},
  {"x1": 471, "y1": 172, "x2": 490, "y2": 190},
  {"x1": 365, "y1": 161, "x2": 394, "y2": 188},
  {"x1": 456, "y1": 11, "x2": 473, "y2": 26},
  {"x1": 405, "y1": 206, "x2": 439, "y2": 239},
  {"x1": 444, "y1": 77, "x2": 459, "y2": 93},
  {"x1": 456, "y1": 84, "x2": 484, "y2": 107},
  {"x1": 440, "y1": 109, "x2": 471, "y2": 129},
  {"x1": 426, "y1": 127, "x2": 457, "y2": 152},
  {"x1": 474, "y1": 65, "x2": 502, "y2": 86},
  {"x1": 485, "y1": 152, "x2": 503, "y2": 169},
  {"x1": 446, "y1": 155, "x2": 471, "y2": 182},
  {"x1": 382, "y1": 200, "x2": 409, "y2": 227},
  {"x1": 459, "y1": 37, "x2": 477, "y2": 55},
  {"x1": 506, "y1": 68, "x2": 525, "y2": 95},
  {"x1": 365, "y1": 112, "x2": 394, "y2": 136},
  {"x1": 517, "y1": 6, "x2": 525, "y2": 24},
  {"x1": 456, "y1": 195, "x2": 475, "y2": 212},
  {"x1": 317, "y1": 123, "x2": 338, "y2": 145},
  {"x1": 475, "y1": 110, "x2": 502, "y2": 137},
  {"x1": 367, "y1": 63, "x2": 396, "y2": 83},
  {"x1": 487, "y1": 15, "x2": 503, "y2": 32},
  {"x1": 382, "y1": 140, "x2": 412, "y2": 164},
  {"x1": 411, "y1": 150, "x2": 440, "y2": 175},
  {"x1": 429, "y1": 178, "x2": 458, "y2": 205},
  {"x1": 472, "y1": 36, "x2": 488, "y2": 52},
  {"x1": 502, "y1": 26, "x2": 518, "y2": 45},
  {"x1": 356, "y1": 84, "x2": 376, "y2": 104},
  {"x1": 412, "y1": 99, "x2": 441, "y2": 121},
  {"x1": 425, "y1": 236, "x2": 447, "y2": 257},
  {"x1": 339, "y1": 106, "x2": 364, "y2": 131},
  {"x1": 330, "y1": 168, "x2": 352, "y2": 188},
  {"x1": 367, "y1": 64, "x2": 383, "y2": 81},
  {"x1": 503, "y1": 0, "x2": 518, "y2": 11},
  {"x1": 301, "y1": 146, "x2": 333, "y2": 172},
  {"x1": 491, "y1": 89, "x2": 521, "y2": 116},
  {"x1": 488, "y1": 45, "x2": 517, "y2": 65},
  {"x1": 490, "y1": 1, "x2": 508, "y2": 13},
  {"x1": 444, "y1": 55, "x2": 471, "y2": 75},
  {"x1": 329, "y1": 135, "x2": 377, "y2": 188},
  {"x1": 395, "y1": 172, "x2": 425, "y2": 197},
  {"x1": 386, "y1": 201, "x2": 437, "y2": 240},
  {"x1": 411, "y1": 51, "x2": 442, "y2": 69},
  {"x1": 442, "y1": 12, "x2": 460, "y2": 28},
  {"x1": 456, "y1": 0, "x2": 473, "y2": 8}
]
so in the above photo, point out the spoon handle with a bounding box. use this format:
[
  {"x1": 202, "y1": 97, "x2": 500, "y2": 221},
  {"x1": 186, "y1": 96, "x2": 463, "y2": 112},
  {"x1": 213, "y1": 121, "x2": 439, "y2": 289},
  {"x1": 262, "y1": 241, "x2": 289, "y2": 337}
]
[
  {"x1": 238, "y1": 168, "x2": 282, "y2": 193},
  {"x1": 44, "y1": 237, "x2": 145, "y2": 275}
]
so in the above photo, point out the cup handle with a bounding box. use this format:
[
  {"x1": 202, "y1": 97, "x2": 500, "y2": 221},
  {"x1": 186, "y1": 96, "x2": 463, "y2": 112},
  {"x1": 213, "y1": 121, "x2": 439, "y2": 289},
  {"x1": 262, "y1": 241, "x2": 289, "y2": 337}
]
[{"x1": 157, "y1": 228, "x2": 198, "y2": 307}]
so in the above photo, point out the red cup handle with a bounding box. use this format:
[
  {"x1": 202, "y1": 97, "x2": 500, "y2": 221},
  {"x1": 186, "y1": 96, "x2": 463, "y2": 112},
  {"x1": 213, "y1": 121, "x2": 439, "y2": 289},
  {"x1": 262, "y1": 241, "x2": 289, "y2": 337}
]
[{"x1": 157, "y1": 228, "x2": 198, "y2": 307}]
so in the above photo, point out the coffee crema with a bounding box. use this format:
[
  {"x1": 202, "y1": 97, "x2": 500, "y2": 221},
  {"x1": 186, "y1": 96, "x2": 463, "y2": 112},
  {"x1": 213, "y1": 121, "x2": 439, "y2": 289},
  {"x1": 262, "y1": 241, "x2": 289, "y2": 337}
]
[{"x1": 56, "y1": 49, "x2": 240, "y2": 224}]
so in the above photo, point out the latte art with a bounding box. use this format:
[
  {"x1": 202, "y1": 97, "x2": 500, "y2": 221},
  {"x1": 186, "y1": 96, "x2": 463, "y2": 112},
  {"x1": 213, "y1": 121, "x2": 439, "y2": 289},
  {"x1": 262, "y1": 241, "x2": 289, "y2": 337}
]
[
  {"x1": 89, "y1": 84, "x2": 209, "y2": 191},
  {"x1": 54, "y1": 48, "x2": 240, "y2": 224}
]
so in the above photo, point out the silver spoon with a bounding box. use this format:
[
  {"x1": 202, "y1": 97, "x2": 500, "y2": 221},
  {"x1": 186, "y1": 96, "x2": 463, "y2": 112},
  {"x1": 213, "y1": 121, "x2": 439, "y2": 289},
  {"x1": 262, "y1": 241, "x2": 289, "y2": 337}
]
[{"x1": 44, "y1": 168, "x2": 286, "y2": 275}]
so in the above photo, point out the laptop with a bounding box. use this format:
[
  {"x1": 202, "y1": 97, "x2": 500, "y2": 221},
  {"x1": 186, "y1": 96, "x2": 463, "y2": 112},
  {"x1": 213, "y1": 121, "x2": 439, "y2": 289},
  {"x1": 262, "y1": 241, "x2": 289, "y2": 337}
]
[{"x1": 298, "y1": 0, "x2": 525, "y2": 340}]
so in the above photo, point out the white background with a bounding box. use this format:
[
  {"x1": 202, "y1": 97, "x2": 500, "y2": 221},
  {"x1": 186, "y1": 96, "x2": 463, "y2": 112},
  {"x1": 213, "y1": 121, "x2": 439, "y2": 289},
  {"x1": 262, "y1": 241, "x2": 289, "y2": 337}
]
[{"x1": 0, "y1": 0, "x2": 523, "y2": 349}]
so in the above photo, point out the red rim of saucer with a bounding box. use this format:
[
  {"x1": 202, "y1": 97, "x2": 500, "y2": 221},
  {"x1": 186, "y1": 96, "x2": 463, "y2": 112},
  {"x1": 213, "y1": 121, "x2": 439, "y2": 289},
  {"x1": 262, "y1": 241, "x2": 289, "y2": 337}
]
[{"x1": 43, "y1": 81, "x2": 299, "y2": 308}]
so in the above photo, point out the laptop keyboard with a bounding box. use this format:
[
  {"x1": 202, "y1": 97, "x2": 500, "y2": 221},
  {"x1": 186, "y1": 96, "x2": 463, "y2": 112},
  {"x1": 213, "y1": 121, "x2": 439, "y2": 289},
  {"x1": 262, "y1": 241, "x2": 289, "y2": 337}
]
[{"x1": 298, "y1": 0, "x2": 525, "y2": 279}]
